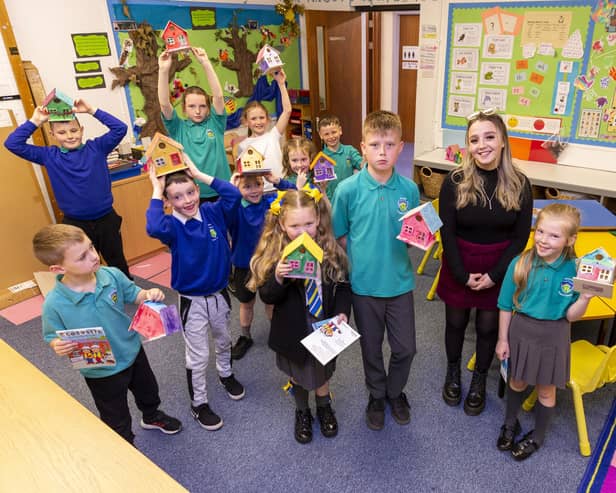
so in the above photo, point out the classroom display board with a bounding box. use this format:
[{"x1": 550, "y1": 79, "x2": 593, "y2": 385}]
[{"x1": 443, "y1": 1, "x2": 616, "y2": 148}]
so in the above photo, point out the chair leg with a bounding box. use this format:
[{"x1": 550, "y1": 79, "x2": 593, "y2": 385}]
[
  {"x1": 426, "y1": 267, "x2": 440, "y2": 301},
  {"x1": 522, "y1": 389, "x2": 538, "y2": 412},
  {"x1": 569, "y1": 384, "x2": 591, "y2": 456},
  {"x1": 417, "y1": 243, "x2": 435, "y2": 275},
  {"x1": 466, "y1": 352, "x2": 476, "y2": 371}
]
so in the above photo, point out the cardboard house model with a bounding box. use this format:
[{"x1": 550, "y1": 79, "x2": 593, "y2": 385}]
[
  {"x1": 236, "y1": 146, "x2": 270, "y2": 174},
  {"x1": 129, "y1": 301, "x2": 182, "y2": 342},
  {"x1": 397, "y1": 201, "x2": 443, "y2": 250},
  {"x1": 310, "y1": 151, "x2": 337, "y2": 183},
  {"x1": 161, "y1": 21, "x2": 190, "y2": 53},
  {"x1": 281, "y1": 231, "x2": 324, "y2": 279},
  {"x1": 573, "y1": 247, "x2": 615, "y2": 298},
  {"x1": 42, "y1": 89, "x2": 74, "y2": 122},
  {"x1": 145, "y1": 133, "x2": 188, "y2": 177},
  {"x1": 256, "y1": 44, "x2": 284, "y2": 74}
]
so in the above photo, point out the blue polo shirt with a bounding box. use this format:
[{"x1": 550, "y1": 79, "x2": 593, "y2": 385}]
[
  {"x1": 332, "y1": 167, "x2": 420, "y2": 297},
  {"x1": 323, "y1": 143, "x2": 363, "y2": 201},
  {"x1": 42, "y1": 266, "x2": 142, "y2": 378},
  {"x1": 498, "y1": 254, "x2": 579, "y2": 320},
  {"x1": 163, "y1": 108, "x2": 230, "y2": 198}
]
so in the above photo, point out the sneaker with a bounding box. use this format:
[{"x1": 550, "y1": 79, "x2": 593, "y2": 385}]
[
  {"x1": 191, "y1": 403, "x2": 223, "y2": 431},
  {"x1": 219, "y1": 373, "x2": 245, "y2": 400},
  {"x1": 388, "y1": 392, "x2": 411, "y2": 425},
  {"x1": 140, "y1": 410, "x2": 182, "y2": 435},
  {"x1": 366, "y1": 395, "x2": 386, "y2": 431},
  {"x1": 231, "y1": 336, "x2": 253, "y2": 360}
]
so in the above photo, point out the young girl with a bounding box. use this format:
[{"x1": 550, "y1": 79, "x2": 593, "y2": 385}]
[
  {"x1": 158, "y1": 46, "x2": 230, "y2": 202},
  {"x1": 248, "y1": 189, "x2": 351, "y2": 444},
  {"x1": 495, "y1": 203, "x2": 593, "y2": 461},
  {"x1": 281, "y1": 136, "x2": 315, "y2": 189},
  {"x1": 236, "y1": 69, "x2": 292, "y2": 194}
]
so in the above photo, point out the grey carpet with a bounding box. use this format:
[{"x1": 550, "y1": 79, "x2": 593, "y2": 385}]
[{"x1": 1, "y1": 248, "x2": 613, "y2": 492}]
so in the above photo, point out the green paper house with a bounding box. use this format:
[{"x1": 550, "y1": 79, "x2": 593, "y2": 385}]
[
  {"x1": 42, "y1": 88, "x2": 74, "y2": 122},
  {"x1": 281, "y1": 231, "x2": 323, "y2": 279}
]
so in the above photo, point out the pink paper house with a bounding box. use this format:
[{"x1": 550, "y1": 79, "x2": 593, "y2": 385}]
[
  {"x1": 310, "y1": 151, "x2": 337, "y2": 183},
  {"x1": 129, "y1": 301, "x2": 182, "y2": 342},
  {"x1": 397, "y1": 202, "x2": 443, "y2": 250},
  {"x1": 573, "y1": 247, "x2": 615, "y2": 297},
  {"x1": 256, "y1": 44, "x2": 284, "y2": 74},
  {"x1": 161, "y1": 21, "x2": 190, "y2": 53}
]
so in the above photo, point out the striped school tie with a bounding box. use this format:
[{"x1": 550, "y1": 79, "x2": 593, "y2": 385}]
[{"x1": 304, "y1": 278, "x2": 323, "y2": 318}]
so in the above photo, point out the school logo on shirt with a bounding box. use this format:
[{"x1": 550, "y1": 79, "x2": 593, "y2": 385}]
[
  {"x1": 208, "y1": 223, "x2": 218, "y2": 240},
  {"x1": 206, "y1": 129, "x2": 215, "y2": 139},
  {"x1": 559, "y1": 278, "x2": 574, "y2": 297},
  {"x1": 109, "y1": 290, "x2": 118, "y2": 304},
  {"x1": 397, "y1": 197, "x2": 409, "y2": 214}
]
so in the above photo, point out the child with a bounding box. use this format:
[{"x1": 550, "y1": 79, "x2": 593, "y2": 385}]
[
  {"x1": 5, "y1": 100, "x2": 131, "y2": 278},
  {"x1": 33, "y1": 224, "x2": 181, "y2": 444},
  {"x1": 248, "y1": 189, "x2": 351, "y2": 444},
  {"x1": 228, "y1": 172, "x2": 295, "y2": 360},
  {"x1": 236, "y1": 69, "x2": 292, "y2": 194},
  {"x1": 146, "y1": 157, "x2": 244, "y2": 431},
  {"x1": 317, "y1": 115, "x2": 363, "y2": 201},
  {"x1": 332, "y1": 110, "x2": 420, "y2": 431},
  {"x1": 281, "y1": 136, "x2": 315, "y2": 189},
  {"x1": 158, "y1": 46, "x2": 230, "y2": 202},
  {"x1": 495, "y1": 203, "x2": 593, "y2": 461}
]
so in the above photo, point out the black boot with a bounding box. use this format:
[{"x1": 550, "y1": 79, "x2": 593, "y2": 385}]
[
  {"x1": 464, "y1": 369, "x2": 487, "y2": 416},
  {"x1": 442, "y1": 360, "x2": 461, "y2": 406}
]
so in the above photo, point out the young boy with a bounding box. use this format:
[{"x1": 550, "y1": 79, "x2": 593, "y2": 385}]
[
  {"x1": 228, "y1": 172, "x2": 294, "y2": 360},
  {"x1": 318, "y1": 115, "x2": 363, "y2": 201},
  {"x1": 34, "y1": 224, "x2": 181, "y2": 444},
  {"x1": 146, "y1": 158, "x2": 245, "y2": 431},
  {"x1": 331, "y1": 110, "x2": 420, "y2": 431},
  {"x1": 5, "y1": 100, "x2": 131, "y2": 278}
]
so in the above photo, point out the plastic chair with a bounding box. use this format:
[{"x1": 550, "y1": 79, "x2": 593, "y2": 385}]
[
  {"x1": 521, "y1": 340, "x2": 616, "y2": 456},
  {"x1": 416, "y1": 199, "x2": 442, "y2": 301}
]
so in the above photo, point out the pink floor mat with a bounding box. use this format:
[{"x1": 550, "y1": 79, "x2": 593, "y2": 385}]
[{"x1": 0, "y1": 295, "x2": 44, "y2": 325}]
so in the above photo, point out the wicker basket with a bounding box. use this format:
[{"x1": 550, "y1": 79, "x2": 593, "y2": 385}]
[
  {"x1": 420, "y1": 167, "x2": 446, "y2": 199},
  {"x1": 544, "y1": 187, "x2": 592, "y2": 200}
]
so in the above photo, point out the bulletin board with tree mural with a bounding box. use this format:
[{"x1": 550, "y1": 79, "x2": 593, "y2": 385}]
[
  {"x1": 442, "y1": 0, "x2": 616, "y2": 149},
  {"x1": 106, "y1": 0, "x2": 303, "y2": 139}
]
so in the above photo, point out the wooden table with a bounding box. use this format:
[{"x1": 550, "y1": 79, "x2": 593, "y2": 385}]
[{"x1": 0, "y1": 339, "x2": 188, "y2": 493}]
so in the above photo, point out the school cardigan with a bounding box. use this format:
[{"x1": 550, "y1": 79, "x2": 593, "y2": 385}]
[
  {"x1": 259, "y1": 272, "x2": 352, "y2": 365},
  {"x1": 4, "y1": 110, "x2": 127, "y2": 220}
]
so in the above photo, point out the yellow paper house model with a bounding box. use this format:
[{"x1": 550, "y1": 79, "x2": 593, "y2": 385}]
[
  {"x1": 281, "y1": 231, "x2": 323, "y2": 279},
  {"x1": 236, "y1": 146, "x2": 270, "y2": 175},
  {"x1": 145, "y1": 133, "x2": 188, "y2": 177}
]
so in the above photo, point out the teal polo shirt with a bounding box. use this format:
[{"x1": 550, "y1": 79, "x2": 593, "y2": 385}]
[
  {"x1": 332, "y1": 167, "x2": 420, "y2": 297},
  {"x1": 163, "y1": 108, "x2": 230, "y2": 198},
  {"x1": 323, "y1": 144, "x2": 363, "y2": 201},
  {"x1": 498, "y1": 254, "x2": 579, "y2": 320},
  {"x1": 42, "y1": 266, "x2": 142, "y2": 378}
]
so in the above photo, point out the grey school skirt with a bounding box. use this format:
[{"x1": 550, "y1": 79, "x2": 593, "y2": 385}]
[{"x1": 508, "y1": 313, "x2": 570, "y2": 389}]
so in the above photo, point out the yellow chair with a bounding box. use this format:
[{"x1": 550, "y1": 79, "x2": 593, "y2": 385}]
[
  {"x1": 416, "y1": 199, "x2": 442, "y2": 301},
  {"x1": 522, "y1": 340, "x2": 616, "y2": 456}
]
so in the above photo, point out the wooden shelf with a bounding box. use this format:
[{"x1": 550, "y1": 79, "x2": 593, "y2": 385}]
[{"x1": 288, "y1": 104, "x2": 312, "y2": 140}]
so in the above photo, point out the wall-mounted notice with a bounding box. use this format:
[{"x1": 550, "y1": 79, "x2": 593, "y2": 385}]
[{"x1": 71, "y1": 33, "x2": 111, "y2": 58}]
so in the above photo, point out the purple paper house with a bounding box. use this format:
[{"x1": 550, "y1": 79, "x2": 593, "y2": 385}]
[
  {"x1": 310, "y1": 151, "x2": 337, "y2": 183},
  {"x1": 256, "y1": 44, "x2": 284, "y2": 74},
  {"x1": 129, "y1": 301, "x2": 182, "y2": 342}
]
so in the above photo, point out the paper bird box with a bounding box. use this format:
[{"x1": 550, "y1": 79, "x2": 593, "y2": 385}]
[
  {"x1": 573, "y1": 247, "x2": 615, "y2": 298},
  {"x1": 236, "y1": 146, "x2": 270, "y2": 175},
  {"x1": 256, "y1": 44, "x2": 284, "y2": 74},
  {"x1": 281, "y1": 231, "x2": 323, "y2": 279},
  {"x1": 129, "y1": 301, "x2": 182, "y2": 342},
  {"x1": 161, "y1": 21, "x2": 190, "y2": 53},
  {"x1": 42, "y1": 88, "x2": 74, "y2": 122},
  {"x1": 310, "y1": 151, "x2": 337, "y2": 183},
  {"x1": 397, "y1": 201, "x2": 443, "y2": 250},
  {"x1": 145, "y1": 133, "x2": 188, "y2": 177}
]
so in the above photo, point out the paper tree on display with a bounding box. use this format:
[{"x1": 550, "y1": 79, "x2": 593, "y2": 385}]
[
  {"x1": 42, "y1": 89, "x2": 74, "y2": 122},
  {"x1": 281, "y1": 231, "x2": 323, "y2": 279},
  {"x1": 129, "y1": 301, "x2": 183, "y2": 342},
  {"x1": 236, "y1": 146, "x2": 270, "y2": 175},
  {"x1": 310, "y1": 151, "x2": 337, "y2": 183},
  {"x1": 161, "y1": 21, "x2": 190, "y2": 53},
  {"x1": 573, "y1": 247, "x2": 615, "y2": 298},
  {"x1": 397, "y1": 201, "x2": 443, "y2": 250},
  {"x1": 145, "y1": 132, "x2": 188, "y2": 177},
  {"x1": 256, "y1": 44, "x2": 284, "y2": 74}
]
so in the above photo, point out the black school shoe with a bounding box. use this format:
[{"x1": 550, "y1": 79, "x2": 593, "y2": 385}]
[
  {"x1": 464, "y1": 370, "x2": 487, "y2": 416},
  {"x1": 366, "y1": 395, "x2": 386, "y2": 430},
  {"x1": 388, "y1": 392, "x2": 411, "y2": 425},
  {"x1": 316, "y1": 403, "x2": 338, "y2": 438},
  {"x1": 295, "y1": 409, "x2": 314, "y2": 444},
  {"x1": 496, "y1": 419, "x2": 521, "y2": 451},
  {"x1": 511, "y1": 431, "x2": 540, "y2": 461},
  {"x1": 231, "y1": 336, "x2": 253, "y2": 360}
]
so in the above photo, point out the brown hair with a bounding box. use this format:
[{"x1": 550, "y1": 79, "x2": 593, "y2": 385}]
[
  {"x1": 282, "y1": 137, "x2": 316, "y2": 178},
  {"x1": 182, "y1": 86, "x2": 211, "y2": 113},
  {"x1": 241, "y1": 101, "x2": 269, "y2": 136},
  {"x1": 317, "y1": 115, "x2": 341, "y2": 131},
  {"x1": 33, "y1": 224, "x2": 88, "y2": 266},
  {"x1": 162, "y1": 171, "x2": 195, "y2": 198},
  {"x1": 362, "y1": 110, "x2": 402, "y2": 139}
]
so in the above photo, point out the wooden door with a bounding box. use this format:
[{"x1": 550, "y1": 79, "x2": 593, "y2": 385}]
[
  {"x1": 305, "y1": 11, "x2": 363, "y2": 149},
  {"x1": 397, "y1": 14, "x2": 419, "y2": 143}
]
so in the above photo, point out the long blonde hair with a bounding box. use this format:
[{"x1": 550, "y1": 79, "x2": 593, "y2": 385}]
[
  {"x1": 452, "y1": 112, "x2": 526, "y2": 211},
  {"x1": 248, "y1": 190, "x2": 347, "y2": 290},
  {"x1": 282, "y1": 137, "x2": 315, "y2": 178},
  {"x1": 512, "y1": 203, "x2": 580, "y2": 308}
]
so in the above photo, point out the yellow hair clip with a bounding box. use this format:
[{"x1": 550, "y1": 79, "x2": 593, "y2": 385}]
[
  {"x1": 269, "y1": 190, "x2": 287, "y2": 216},
  {"x1": 301, "y1": 183, "x2": 322, "y2": 203}
]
